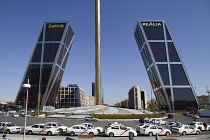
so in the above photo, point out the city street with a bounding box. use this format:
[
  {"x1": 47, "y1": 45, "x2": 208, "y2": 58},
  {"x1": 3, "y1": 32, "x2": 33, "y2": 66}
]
[{"x1": 1, "y1": 113, "x2": 210, "y2": 139}]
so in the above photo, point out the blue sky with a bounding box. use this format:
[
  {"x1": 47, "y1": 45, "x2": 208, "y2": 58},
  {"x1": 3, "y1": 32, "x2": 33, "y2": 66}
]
[{"x1": 0, "y1": 0, "x2": 210, "y2": 105}]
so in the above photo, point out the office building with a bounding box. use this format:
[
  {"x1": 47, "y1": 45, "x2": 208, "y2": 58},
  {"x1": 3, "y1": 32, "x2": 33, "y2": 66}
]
[
  {"x1": 128, "y1": 86, "x2": 147, "y2": 109},
  {"x1": 57, "y1": 84, "x2": 86, "y2": 108},
  {"x1": 134, "y1": 20, "x2": 199, "y2": 111},
  {"x1": 92, "y1": 82, "x2": 96, "y2": 97},
  {"x1": 15, "y1": 22, "x2": 75, "y2": 109}
]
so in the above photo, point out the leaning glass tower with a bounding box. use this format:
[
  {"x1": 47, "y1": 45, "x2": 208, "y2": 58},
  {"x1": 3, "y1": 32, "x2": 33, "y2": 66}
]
[
  {"x1": 134, "y1": 20, "x2": 199, "y2": 112},
  {"x1": 15, "y1": 21, "x2": 75, "y2": 109}
]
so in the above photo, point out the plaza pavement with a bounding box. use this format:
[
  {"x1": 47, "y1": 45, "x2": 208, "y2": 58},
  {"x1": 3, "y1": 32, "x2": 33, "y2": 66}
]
[{"x1": 46, "y1": 105, "x2": 150, "y2": 118}]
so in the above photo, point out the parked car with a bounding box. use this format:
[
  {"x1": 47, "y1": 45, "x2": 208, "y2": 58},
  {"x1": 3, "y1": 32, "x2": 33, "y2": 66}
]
[
  {"x1": 149, "y1": 118, "x2": 167, "y2": 125},
  {"x1": 192, "y1": 114, "x2": 200, "y2": 119},
  {"x1": 0, "y1": 122, "x2": 21, "y2": 134},
  {"x1": 45, "y1": 122, "x2": 68, "y2": 133},
  {"x1": 84, "y1": 116, "x2": 98, "y2": 121},
  {"x1": 172, "y1": 125, "x2": 201, "y2": 135},
  {"x1": 107, "y1": 122, "x2": 125, "y2": 127},
  {"x1": 12, "y1": 114, "x2": 19, "y2": 118},
  {"x1": 140, "y1": 125, "x2": 171, "y2": 136},
  {"x1": 81, "y1": 123, "x2": 104, "y2": 133},
  {"x1": 66, "y1": 125, "x2": 99, "y2": 136},
  {"x1": 183, "y1": 112, "x2": 189, "y2": 116},
  {"x1": 21, "y1": 113, "x2": 31, "y2": 117},
  {"x1": 139, "y1": 117, "x2": 149, "y2": 123},
  {"x1": 189, "y1": 122, "x2": 210, "y2": 131},
  {"x1": 105, "y1": 125, "x2": 137, "y2": 137},
  {"x1": 165, "y1": 122, "x2": 182, "y2": 131},
  {"x1": 24, "y1": 124, "x2": 59, "y2": 136},
  {"x1": 136, "y1": 123, "x2": 152, "y2": 133},
  {"x1": 168, "y1": 113, "x2": 173, "y2": 118}
]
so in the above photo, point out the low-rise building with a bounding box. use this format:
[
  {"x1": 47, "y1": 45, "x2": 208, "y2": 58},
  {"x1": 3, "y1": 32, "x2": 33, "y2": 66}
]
[{"x1": 197, "y1": 95, "x2": 210, "y2": 105}]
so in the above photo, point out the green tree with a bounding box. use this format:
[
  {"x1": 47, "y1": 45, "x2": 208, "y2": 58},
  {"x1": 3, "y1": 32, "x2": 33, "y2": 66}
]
[{"x1": 148, "y1": 103, "x2": 159, "y2": 111}]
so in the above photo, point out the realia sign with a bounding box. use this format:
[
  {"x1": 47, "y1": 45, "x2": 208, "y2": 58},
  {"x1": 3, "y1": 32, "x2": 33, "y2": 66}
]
[{"x1": 141, "y1": 22, "x2": 162, "y2": 26}]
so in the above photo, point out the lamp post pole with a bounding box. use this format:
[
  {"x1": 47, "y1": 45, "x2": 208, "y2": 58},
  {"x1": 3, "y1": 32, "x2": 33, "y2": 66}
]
[{"x1": 23, "y1": 79, "x2": 31, "y2": 140}]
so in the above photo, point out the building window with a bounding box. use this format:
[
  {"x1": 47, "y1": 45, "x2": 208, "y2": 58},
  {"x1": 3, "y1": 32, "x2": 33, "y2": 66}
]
[{"x1": 170, "y1": 64, "x2": 189, "y2": 85}]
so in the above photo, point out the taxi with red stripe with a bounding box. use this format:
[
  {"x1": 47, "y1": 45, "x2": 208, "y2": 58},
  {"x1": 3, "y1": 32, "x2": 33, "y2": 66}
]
[
  {"x1": 45, "y1": 122, "x2": 68, "y2": 133},
  {"x1": 24, "y1": 123, "x2": 59, "y2": 136},
  {"x1": 66, "y1": 125, "x2": 99, "y2": 136},
  {"x1": 0, "y1": 122, "x2": 21, "y2": 134},
  {"x1": 172, "y1": 125, "x2": 201, "y2": 135},
  {"x1": 140, "y1": 125, "x2": 171, "y2": 136},
  {"x1": 105, "y1": 125, "x2": 137, "y2": 137},
  {"x1": 81, "y1": 123, "x2": 104, "y2": 133}
]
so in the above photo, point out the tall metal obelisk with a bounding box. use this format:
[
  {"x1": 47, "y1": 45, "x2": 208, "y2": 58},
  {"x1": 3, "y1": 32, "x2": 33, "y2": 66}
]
[{"x1": 95, "y1": 0, "x2": 102, "y2": 105}]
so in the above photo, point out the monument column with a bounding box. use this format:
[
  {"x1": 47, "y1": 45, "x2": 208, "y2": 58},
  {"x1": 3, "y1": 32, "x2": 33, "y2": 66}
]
[{"x1": 95, "y1": 0, "x2": 102, "y2": 105}]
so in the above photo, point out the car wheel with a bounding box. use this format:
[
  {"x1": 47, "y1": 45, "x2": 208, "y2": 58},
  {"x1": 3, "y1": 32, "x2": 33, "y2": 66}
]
[
  {"x1": 89, "y1": 132, "x2": 94, "y2": 136},
  {"x1": 196, "y1": 131, "x2": 200, "y2": 135},
  {"x1": 47, "y1": 131, "x2": 52, "y2": 136},
  {"x1": 109, "y1": 132, "x2": 114, "y2": 137},
  {"x1": 148, "y1": 132, "x2": 153, "y2": 136},
  {"x1": 165, "y1": 131, "x2": 170, "y2": 136},
  {"x1": 28, "y1": 130, "x2": 33, "y2": 135},
  {"x1": 59, "y1": 129, "x2": 63, "y2": 133},
  {"x1": 70, "y1": 131, "x2": 75, "y2": 136},
  {"x1": 182, "y1": 131, "x2": 186, "y2": 136},
  {"x1": 6, "y1": 129, "x2": 10, "y2": 134}
]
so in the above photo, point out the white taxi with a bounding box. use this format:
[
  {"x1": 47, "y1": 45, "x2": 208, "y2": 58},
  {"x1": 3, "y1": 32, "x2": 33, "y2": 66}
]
[
  {"x1": 0, "y1": 122, "x2": 21, "y2": 133},
  {"x1": 140, "y1": 125, "x2": 171, "y2": 136},
  {"x1": 105, "y1": 125, "x2": 137, "y2": 137},
  {"x1": 24, "y1": 124, "x2": 59, "y2": 136},
  {"x1": 136, "y1": 123, "x2": 151, "y2": 133},
  {"x1": 107, "y1": 122, "x2": 125, "y2": 127},
  {"x1": 165, "y1": 122, "x2": 182, "y2": 131},
  {"x1": 81, "y1": 123, "x2": 104, "y2": 133},
  {"x1": 66, "y1": 125, "x2": 99, "y2": 136},
  {"x1": 172, "y1": 125, "x2": 201, "y2": 135},
  {"x1": 189, "y1": 122, "x2": 210, "y2": 131},
  {"x1": 149, "y1": 118, "x2": 167, "y2": 125},
  {"x1": 45, "y1": 122, "x2": 68, "y2": 133}
]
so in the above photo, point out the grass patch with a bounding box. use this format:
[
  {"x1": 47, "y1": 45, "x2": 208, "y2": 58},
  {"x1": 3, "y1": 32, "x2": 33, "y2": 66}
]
[
  {"x1": 92, "y1": 114, "x2": 165, "y2": 119},
  {"x1": 65, "y1": 113, "x2": 73, "y2": 117}
]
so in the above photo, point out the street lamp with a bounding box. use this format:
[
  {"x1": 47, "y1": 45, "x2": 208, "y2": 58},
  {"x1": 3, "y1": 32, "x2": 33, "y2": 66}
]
[{"x1": 23, "y1": 79, "x2": 31, "y2": 140}]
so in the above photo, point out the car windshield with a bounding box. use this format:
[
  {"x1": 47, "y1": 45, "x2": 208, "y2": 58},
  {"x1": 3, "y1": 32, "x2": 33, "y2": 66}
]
[
  {"x1": 143, "y1": 125, "x2": 150, "y2": 128},
  {"x1": 138, "y1": 124, "x2": 145, "y2": 126},
  {"x1": 7, "y1": 123, "x2": 16, "y2": 127},
  {"x1": 57, "y1": 123, "x2": 62, "y2": 126},
  {"x1": 168, "y1": 123, "x2": 174, "y2": 125},
  {"x1": 189, "y1": 123, "x2": 196, "y2": 125}
]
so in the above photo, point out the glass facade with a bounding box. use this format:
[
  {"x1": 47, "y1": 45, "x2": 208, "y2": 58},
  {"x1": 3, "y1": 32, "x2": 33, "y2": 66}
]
[
  {"x1": 15, "y1": 22, "x2": 75, "y2": 109},
  {"x1": 134, "y1": 21, "x2": 199, "y2": 112}
]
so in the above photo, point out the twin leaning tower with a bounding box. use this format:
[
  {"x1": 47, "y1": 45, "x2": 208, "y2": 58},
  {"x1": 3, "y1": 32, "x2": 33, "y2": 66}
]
[{"x1": 14, "y1": 11, "x2": 199, "y2": 113}]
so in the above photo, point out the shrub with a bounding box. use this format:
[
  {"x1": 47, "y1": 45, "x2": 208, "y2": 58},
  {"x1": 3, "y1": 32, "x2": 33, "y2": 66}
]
[
  {"x1": 65, "y1": 113, "x2": 73, "y2": 117},
  {"x1": 92, "y1": 114, "x2": 165, "y2": 119}
]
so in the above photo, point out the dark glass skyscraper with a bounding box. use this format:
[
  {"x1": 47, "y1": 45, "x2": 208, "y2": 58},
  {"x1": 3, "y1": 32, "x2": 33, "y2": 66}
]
[
  {"x1": 134, "y1": 20, "x2": 199, "y2": 112},
  {"x1": 15, "y1": 21, "x2": 75, "y2": 109}
]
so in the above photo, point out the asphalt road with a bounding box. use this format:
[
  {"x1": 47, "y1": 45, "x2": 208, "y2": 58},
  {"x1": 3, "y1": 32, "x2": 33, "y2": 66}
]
[
  {"x1": 1, "y1": 113, "x2": 210, "y2": 128},
  {"x1": 1, "y1": 113, "x2": 210, "y2": 140}
]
